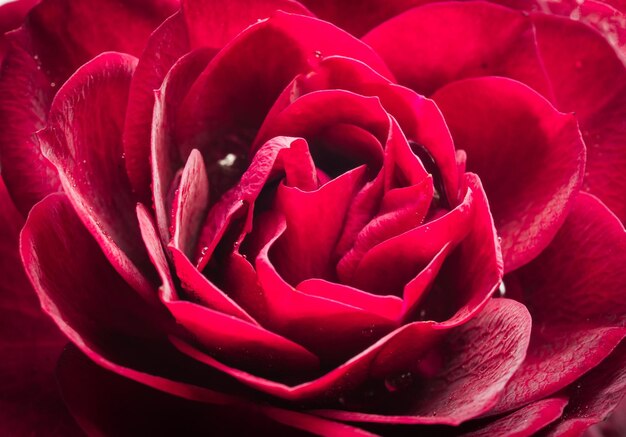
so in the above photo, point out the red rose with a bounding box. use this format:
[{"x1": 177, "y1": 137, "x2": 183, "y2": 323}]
[{"x1": 1, "y1": 0, "x2": 625, "y2": 435}]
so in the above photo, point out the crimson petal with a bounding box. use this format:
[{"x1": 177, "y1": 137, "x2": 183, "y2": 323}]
[
  {"x1": 123, "y1": 11, "x2": 193, "y2": 203},
  {"x1": 182, "y1": 0, "x2": 311, "y2": 48},
  {"x1": 38, "y1": 51, "x2": 157, "y2": 302},
  {"x1": 311, "y1": 298, "x2": 531, "y2": 425},
  {"x1": 531, "y1": 13, "x2": 626, "y2": 224},
  {"x1": 433, "y1": 76, "x2": 585, "y2": 272},
  {"x1": 462, "y1": 397, "x2": 568, "y2": 437},
  {"x1": 0, "y1": 31, "x2": 60, "y2": 214},
  {"x1": 545, "y1": 342, "x2": 626, "y2": 436},
  {"x1": 0, "y1": 176, "x2": 78, "y2": 435},
  {"x1": 363, "y1": 2, "x2": 552, "y2": 97},
  {"x1": 492, "y1": 193, "x2": 626, "y2": 413},
  {"x1": 58, "y1": 344, "x2": 374, "y2": 437}
]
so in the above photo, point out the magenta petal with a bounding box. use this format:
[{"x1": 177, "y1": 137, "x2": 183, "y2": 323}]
[
  {"x1": 169, "y1": 246, "x2": 257, "y2": 323},
  {"x1": 433, "y1": 76, "x2": 585, "y2": 272},
  {"x1": 546, "y1": 342, "x2": 626, "y2": 437},
  {"x1": 171, "y1": 149, "x2": 210, "y2": 258},
  {"x1": 0, "y1": 31, "x2": 60, "y2": 214},
  {"x1": 296, "y1": 279, "x2": 403, "y2": 322},
  {"x1": 58, "y1": 344, "x2": 374, "y2": 437},
  {"x1": 463, "y1": 397, "x2": 568, "y2": 437},
  {"x1": 297, "y1": 0, "x2": 426, "y2": 37},
  {"x1": 39, "y1": 52, "x2": 157, "y2": 302},
  {"x1": 176, "y1": 11, "x2": 392, "y2": 154},
  {"x1": 123, "y1": 11, "x2": 193, "y2": 203},
  {"x1": 493, "y1": 193, "x2": 626, "y2": 413},
  {"x1": 312, "y1": 298, "x2": 531, "y2": 425},
  {"x1": 347, "y1": 181, "x2": 473, "y2": 295},
  {"x1": 152, "y1": 48, "x2": 214, "y2": 244},
  {"x1": 255, "y1": 212, "x2": 399, "y2": 360},
  {"x1": 165, "y1": 302, "x2": 320, "y2": 378},
  {"x1": 363, "y1": 2, "x2": 552, "y2": 97},
  {"x1": 0, "y1": 176, "x2": 78, "y2": 435},
  {"x1": 0, "y1": 0, "x2": 39, "y2": 34},
  {"x1": 531, "y1": 13, "x2": 626, "y2": 224},
  {"x1": 20, "y1": 192, "x2": 173, "y2": 407},
  {"x1": 20, "y1": 0, "x2": 178, "y2": 84},
  {"x1": 272, "y1": 166, "x2": 366, "y2": 284},
  {"x1": 182, "y1": 0, "x2": 311, "y2": 48}
]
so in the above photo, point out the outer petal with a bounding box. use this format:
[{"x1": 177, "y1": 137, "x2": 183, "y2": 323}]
[
  {"x1": 462, "y1": 397, "x2": 568, "y2": 437},
  {"x1": 492, "y1": 193, "x2": 626, "y2": 413},
  {"x1": 297, "y1": 0, "x2": 433, "y2": 37},
  {"x1": 0, "y1": 31, "x2": 60, "y2": 214},
  {"x1": 123, "y1": 11, "x2": 193, "y2": 204},
  {"x1": 311, "y1": 298, "x2": 531, "y2": 425},
  {"x1": 531, "y1": 13, "x2": 626, "y2": 224},
  {"x1": 58, "y1": 344, "x2": 375, "y2": 437},
  {"x1": 175, "y1": 11, "x2": 392, "y2": 158},
  {"x1": 432, "y1": 76, "x2": 585, "y2": 272},
  {"x1": 0, "y1": 176, "x2": 78, "y2": 435},
  {"x1": 545, "y1": 342, "x2": 626, "y2": 437},
  {"x1": 20, "y1": 194, "x2": 167, "y2": 348},
  {"x1": 38, "y1": 52, "x2": 157, "y2": 302},
  {"x1": 0, "y1": 0, "x2": 176, "y2": 212},
  {"x1": 182, "y1": 0, "x2": 311, "y2": 48},
  {"x1": 363, "y1": 2, "x2": 552, "y2": 97}
]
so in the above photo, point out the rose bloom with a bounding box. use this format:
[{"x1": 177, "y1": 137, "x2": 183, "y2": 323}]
[{"x1": 1, "y1": 0, "x2": 625, "y2": 435}]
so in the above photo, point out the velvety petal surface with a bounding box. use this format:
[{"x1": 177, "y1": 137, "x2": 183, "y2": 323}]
[
  {"x1": 123, "y1": 11, "x2": 193, "y2": 203},
  {"x1": 311, "y1": 298, "x2": 531, "y2": 425},
  {"x1": 0, "y1": 30, "x2": 60, "y2": 214},
  {"x1": 57, "y1": 344, "x2": 375, "y2": 437},
  {"x1": 462, "y1": 398, "x2": 568, "y2": 437},
  {"x1": 493, "y1": 193, "x2": 626, "y2": 414},
  {"x1": 545, "y1": 342, "x2": 626, "y2": 436},
  {"x1": 432, "y1": 76, "x2": 585, "y2": 272},
  {"x1": 39, "y1": 52, "x2": 157, "y2": 302},
  {"x1": 0, "y1": 176, "x2": 79, "y2": 435}
]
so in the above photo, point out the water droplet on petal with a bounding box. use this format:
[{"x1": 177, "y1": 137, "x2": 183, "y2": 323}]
[
  {"x1": 497, "y1": 281, "x2": 506, "y2": 298},
  {"x1": 50, "y1": 82, "x2": 56, "y2": 88},
  {"x1": 314, "y1": 50, "x2": 322, "y2": 58}
]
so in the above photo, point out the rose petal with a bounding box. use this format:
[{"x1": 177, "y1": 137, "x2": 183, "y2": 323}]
[
  {"x1": 271, "y1": 165, "x2": 367, "y2": 284},
  {"x1": 311, "y1": 298, "x2": 531, "y2": 425},
  {"x1": 0, "y1": 176, "x2": 78, "y2": 436},
  {"x1": 267, "y1": 55, "x2": 459, "y2": 205},
  {"x1": 462, "y1": 397, "x2": 568, "y2": 437},
  {"x1": 123, "y1": 11, "x2": 194, "y2": 203},
  {"x1": 182, "y1": 0, "x2": 311, "y2": 48},
  {"x1": 433, "y1": 76, "x2": 585, "y2": 272},
  {"x1": 492, "y1": 193, "x2": 626, "y2": 413},
  {"x1": 363, "y1": 2, "x2": 552, "y2": 97},
  {"x1": 255, "y1": 211, "x2": 399, "y2": 361},
  {"x1": 58, "y1": 344, "x2": 374, "y2": 437},
  {"x1": 151, "y1": 48, "x2": 214, "y2": 244},
  {"x1": 531, "y1": 13, "x2": 626, "y2": 224},
  {"x1": 0, "y1": 31, "x2": 60, "y2": 214},
  {"x1": 38, "y1": 51, "x2": 157, "y2": 302},
  {"x1": 545, "y1": 342, "x2": 626, "y2": 437},
  {"x1": 171, "y1": 149, "x2": 210, "y2": 258},
  {"x1": 297, "y1": 0, "x2": 427, "y2": 36},
  {"x1": 176, "y1": 11, "x2": 392, "y2": 157},
  {"x1": 19, "y1": 0, "x2": 178, "y2": 84}
]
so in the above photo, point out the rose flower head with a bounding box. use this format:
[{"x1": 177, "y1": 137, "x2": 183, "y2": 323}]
[{"x1": 1, "y1": 0, "x2": 625, "y2": 435}]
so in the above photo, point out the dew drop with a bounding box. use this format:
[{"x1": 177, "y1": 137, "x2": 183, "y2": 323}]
[
  {"x1": 50, "y1": 82, "x2": 56, "y2": 88},
  {"x1": 218, "y1": 153, "x2": 237, "y2": 168},
  {"x1": 314, "y1": 50, "x2": 322, "y2": 58},
  {"x1": 497, "y1": 281, "x2": 506, "y2": 298}
]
